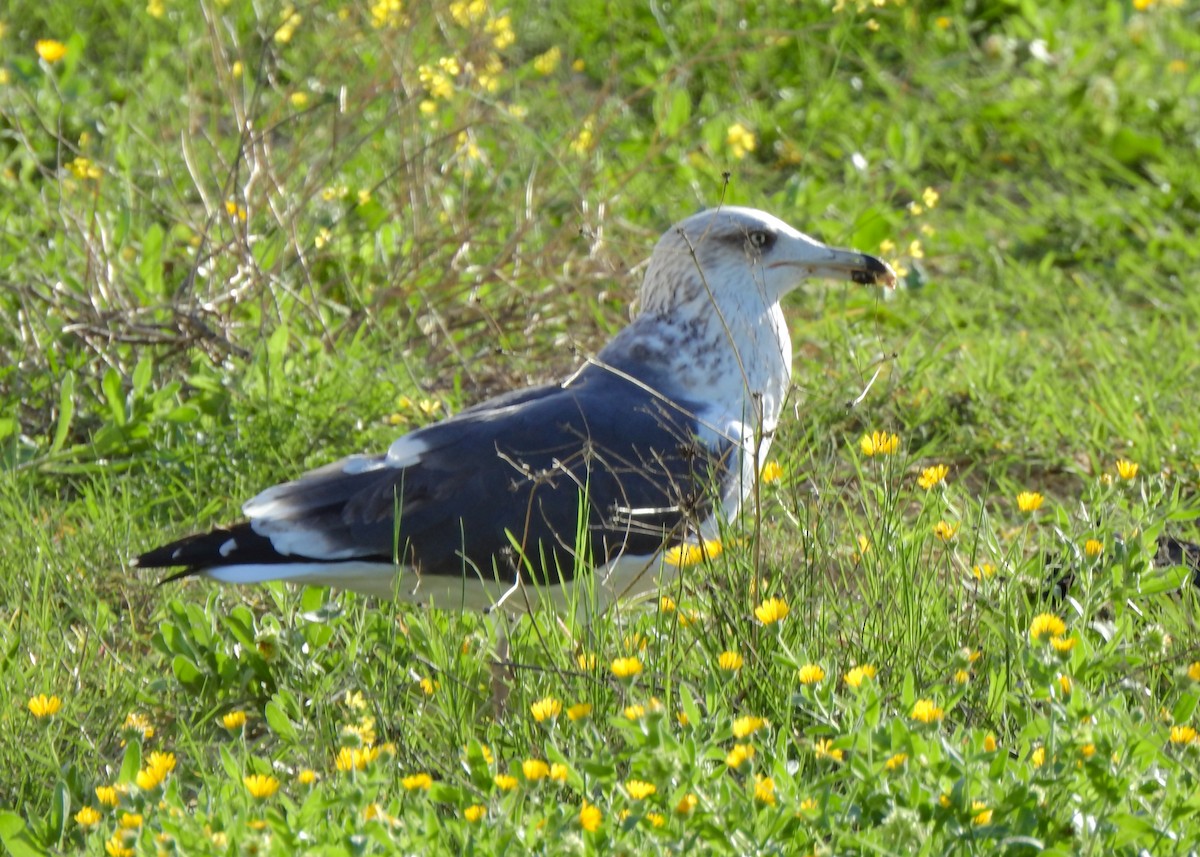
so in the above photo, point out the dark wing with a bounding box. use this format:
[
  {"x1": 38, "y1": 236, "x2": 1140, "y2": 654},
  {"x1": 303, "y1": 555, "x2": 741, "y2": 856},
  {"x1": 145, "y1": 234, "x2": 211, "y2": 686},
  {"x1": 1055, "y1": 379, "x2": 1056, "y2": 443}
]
[{"x1": 137, "y1": 366, "x2": 732, "y2": 585}]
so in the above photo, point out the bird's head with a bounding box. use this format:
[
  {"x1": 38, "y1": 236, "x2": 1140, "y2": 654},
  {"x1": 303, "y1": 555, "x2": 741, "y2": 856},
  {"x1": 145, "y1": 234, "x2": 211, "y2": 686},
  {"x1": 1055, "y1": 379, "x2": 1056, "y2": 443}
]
[{"x1": 639, "y1": 206, "x2": 895, "y2": 314}]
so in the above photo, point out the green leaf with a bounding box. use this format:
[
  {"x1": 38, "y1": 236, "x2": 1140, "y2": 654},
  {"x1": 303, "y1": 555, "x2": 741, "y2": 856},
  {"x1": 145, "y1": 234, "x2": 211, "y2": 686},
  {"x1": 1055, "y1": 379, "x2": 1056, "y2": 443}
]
[
  {"x1": 131, "y1": 355, "x2": 152, "y2": 401},
  {"x1": 117, "y1": 741, "x2": 142, "y2": 785},
  {"x1": 138, "y1": 223, "x2": 165, "y2": 297},
  {"x1": 49, "y1": 371, "x2": 76, "y2": 454},
  {"x1": 171, "y1": 654, "x2": 202, "y2": 687},
  {"x1": 102, "y1": 367, "x2": 125, "y2": 427},
  {"x1": 1172, "y1": 690, "x2": 1198, "y2": 725},
  {"x1": 654, "y1": 87, "x2": 691, "y2": 138},
  {"x1": 264, "y1": 699, "x2": 299, "y2": 744},
  {"x1": 1138, "y1": 565, "x2": 1190, "y2": 597},
  {"x1": 0, "y1": 811, "x2": 45, "y2": 857}
]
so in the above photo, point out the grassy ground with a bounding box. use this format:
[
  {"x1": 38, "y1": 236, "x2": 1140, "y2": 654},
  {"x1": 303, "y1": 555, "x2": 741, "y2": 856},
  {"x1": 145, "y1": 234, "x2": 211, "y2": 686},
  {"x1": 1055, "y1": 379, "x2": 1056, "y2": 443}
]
[{"x1": 3, "y1": 0, "x2": 1200, "y2": 853}]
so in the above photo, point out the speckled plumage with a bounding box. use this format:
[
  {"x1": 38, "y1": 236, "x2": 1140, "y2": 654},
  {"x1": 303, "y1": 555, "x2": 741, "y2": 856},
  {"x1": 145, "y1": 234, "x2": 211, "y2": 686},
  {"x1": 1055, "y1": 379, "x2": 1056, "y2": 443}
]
[{"x1": 135, "y1": 207, "x2": 894, "y2": 613}]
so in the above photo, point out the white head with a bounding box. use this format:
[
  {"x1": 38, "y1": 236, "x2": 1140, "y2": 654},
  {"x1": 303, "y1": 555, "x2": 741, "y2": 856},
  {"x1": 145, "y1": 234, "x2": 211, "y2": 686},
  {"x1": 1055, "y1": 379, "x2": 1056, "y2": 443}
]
[{"x1": 639, "y1": 206, "x2": 895, "y2": 314}]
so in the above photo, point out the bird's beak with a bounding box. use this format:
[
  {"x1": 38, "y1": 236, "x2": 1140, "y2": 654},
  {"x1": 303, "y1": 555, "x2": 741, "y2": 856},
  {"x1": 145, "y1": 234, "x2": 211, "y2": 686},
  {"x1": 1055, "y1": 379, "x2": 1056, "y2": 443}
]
[{"x1": 769, "y1": 244, "x2": 897, "y2": 289}]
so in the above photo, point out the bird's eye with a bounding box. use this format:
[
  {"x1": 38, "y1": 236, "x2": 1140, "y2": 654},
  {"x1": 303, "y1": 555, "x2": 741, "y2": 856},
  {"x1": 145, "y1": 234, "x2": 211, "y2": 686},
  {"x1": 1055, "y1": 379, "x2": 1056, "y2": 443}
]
[{"x1": 747, "y1": 230, "x2": 774, "y2": 251}]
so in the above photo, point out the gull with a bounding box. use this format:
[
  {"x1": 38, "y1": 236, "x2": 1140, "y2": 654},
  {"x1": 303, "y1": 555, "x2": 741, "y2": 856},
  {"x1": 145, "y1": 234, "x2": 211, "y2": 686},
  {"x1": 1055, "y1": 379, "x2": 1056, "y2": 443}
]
[{"x1": 135, "y1": 207, "x2": 895, "y2": 613}]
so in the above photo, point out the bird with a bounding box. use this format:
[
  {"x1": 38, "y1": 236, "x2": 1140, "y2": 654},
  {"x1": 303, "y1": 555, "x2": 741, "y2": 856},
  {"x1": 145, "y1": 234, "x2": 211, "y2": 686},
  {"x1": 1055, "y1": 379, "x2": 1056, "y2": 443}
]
[{"x1": 135, "y1": 206, "x2": 895, "y2": 613}]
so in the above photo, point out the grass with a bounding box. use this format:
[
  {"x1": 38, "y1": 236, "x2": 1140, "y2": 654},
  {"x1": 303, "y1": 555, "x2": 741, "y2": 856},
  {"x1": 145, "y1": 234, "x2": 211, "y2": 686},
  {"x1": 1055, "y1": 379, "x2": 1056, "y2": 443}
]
[{"x1": 3, "y1": 0, "x2": 1200, "y2": 853}]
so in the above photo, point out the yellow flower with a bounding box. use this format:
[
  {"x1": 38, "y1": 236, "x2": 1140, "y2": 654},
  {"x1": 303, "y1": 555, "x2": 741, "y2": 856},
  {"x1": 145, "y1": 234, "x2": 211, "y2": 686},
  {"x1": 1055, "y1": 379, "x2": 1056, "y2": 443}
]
[
  {"x1": 485, "y1": 14, "x2": 515, "y2": 50},
  {"x1": 908, "y1": 240, "x2": 924, "y2": 259},
  {"x1": 146, "y1": 0, "x2": 164, "y2": 18},
  {"x1": 1081, "y1": 538, "x2": 1104, "y2": 558},
  {"x1": 1057, "y1": 674, "x2": 1072, "y2": 695},
  {"x1": 659, "y1": 595, "x2": 676, "y2": 613},
  {"x1": 419, "y1": 677, "x2": 439, "y2": 696},
  {"x1": 522, "y1": 759, "x2": 550, "y2": 781},
  {"x1": 797, "y1": 663, "x2": 825, "y2": 685},
  {"x1": 566, "y1": 702, "x2": 592, "y2": 721},
  {"x1": 761, "y1": 461, "x2": 783, "y2": 483},
  {"x1": 36, "y1": 40, "x2": 68, "y2": 63},
  {"x1": 105, "y1": 834, "x2": 134, "y2": 857},
  {"x1": 123, "y1": 712, "x2": 154, "y2": 740},
  {"x1": 402, "y1": 772, "x2": 433, "y2": 790},
  {"x1": 576, "y1": 652, "x2": 597, "y2": 670},
  {"x1": 335, "y1": 745, "x2": 380, "y2": 772},
  {"x1": 922, "y1": 187, "x2": 940, "y2": 209},
  {"x1": 1031, "y1": 745, "x2": 1046, "y2": 767},
  {"x1": 134, "y1": 752, "x2": 175, "y2": 791},
  {"x1": 646, "y1": 812, "x2": 666, "y2": 827},
  {"x1": 953, "y1": 669, "x2": 970, "y2": 685},
  {"x1": 369, "y1": 0, "x2": 407, "y2": 29},
  {"x1": 297, "y1": 769, "x2": 317, "y2": 785},
  {"x1": 718, "y1": 650, "x2": 744, "y2": 671},
  {"x1": 464, "y1": 804, "x2": 486, "y2": 822},
  {"x1": 753, "y1": 775, "x2": 776, "y2": 805},
  {"x1": 911, "y1": 699, "x2": 944, "y2": 724},
  {"x1": 917, "y1": 464, "x2": 949, "y2": 489},
  {"x1": 1116, "y1": 459, "x2": 1139, "y2": 480},
  {"x1": 75, "y1": 806, "x2": 101, "y2": 827},
  {"x1": 1051, "y1": 635, "x2": 1077, "y2": 655},
  {"x1": 532, "y1": 46, "x2": 561, "y2": 75},
  {"x1": 860, "y1": 431, "x2": 900, "y2": 456},
  {"x1": 243, "y1": 774, "x2": 280, "y2": 799},
  {"x1": 972, "y1": 563, "x2": 996, "y2": 580},
  {"x1": 726, "y1": 123, "x2": 758, "y2": 160},
  {"x1": 530, "y1": 696, "x2": 562, "y2": 722},
  {"x1": 549, "y1": 763, "x2": 568, "y2": 782},
  {"x1": 222, "y1": 710, "x2": 247, "y2": 731},
  {"x1": 884, "y1": 752, "x2": 907, "y2": 771},
  {"x1": 118, "y1": 812, "x2": 143, "y2": 829},
  {"x1": 1170, "y1": 725, "x2": 1197, "y2": 745},
  {"x1": 579, "y1": 800, "x2": 602, "y2": 832},
  {"x1": 733, "y1": 715, "x2": 766, "y2": 738},
  {"x1": 570, "y1": 120, "x2": 595, "y2": 156},
  {"x1": 798, "y1": 797, "x2": 819, "y2": 812},
  {"x1": 908, "y1": 202, "x2": 924, "y2": 216},
  {"x1": 933, "y1": 520, "x2": 959, "y2": 542},
  {"x1": 289, "y1": 91, "x2": 309, "y2": 109},
  {"x1": 626, "y1": 779, "x2": 656, "y2": 800},
  {"x1": 27, "y1": 694, "x2": 62, "y2": 718},
  {"x1": 1168, "y1": 59, "x2": 1188, "y2": 74},
  {"x1": 814, "y1": 738, "x2": 844, "y2": 762},
  {"x1": 755, "y1": 596, "x2": 789, "y2": 625},
  {"x1": 623, "y1": 703, "x2": 646, "y2": 720},
  {"x1": 935, "y1": 15, "x2": 952, "y2": 28},
  {"x1": 983, "y1": 734, "x2": 997, "y2": 753},
  {"x1": 1016, "y1": 491, "x2": 1044, "y2": 512},
  {"x1": 971, "y1": 802, "x2": 992, "y2": 825},
  {"x1": 663, "y1": 538, "x2": 722, "y2": 567},
  {"x1": 611, "y1": 656, "x2": 643, "y2": 679},
  {"x1": 1080, "y1": 743, "x2": 1096, "y2": 758},
  {"x1": 675, "y1": 793, "x2": 698, "y2": 815},
  {"x1": 95, "y1": 785, "x2": 119, "y2": 807},
  {"x1": 726, "y1": 743, "x2": 755, "y2": 768},
  {"x1": 493, "y1": 773, "x2": 518, "y2": 791},
  {"x1": 1188, "y1": 662, "x2": 1200, "y2": 682},
  {"x1": 68, "y1": 157, "x2": 101, "y2": 179},
  {"x1": 1030, "y1": 613, "x2": 1067, "y2": 642},
  {"x1": 844, "y1": 664, "x2": 877, "y2": 688}
]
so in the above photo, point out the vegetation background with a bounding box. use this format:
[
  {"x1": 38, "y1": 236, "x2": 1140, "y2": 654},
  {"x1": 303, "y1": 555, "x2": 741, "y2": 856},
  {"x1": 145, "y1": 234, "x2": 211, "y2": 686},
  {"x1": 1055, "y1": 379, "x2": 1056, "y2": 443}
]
[{"x1": 2, "y1": 0, "x2": 1200, "y2": 853}]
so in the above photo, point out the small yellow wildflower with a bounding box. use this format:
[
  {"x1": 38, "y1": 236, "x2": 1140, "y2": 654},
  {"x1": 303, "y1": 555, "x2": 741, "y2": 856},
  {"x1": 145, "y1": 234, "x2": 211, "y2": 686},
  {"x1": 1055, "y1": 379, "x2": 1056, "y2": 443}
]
[
  {"x1": 755, "y1": 596, "x2": 789, "y2": 625},
  {"x1": 953, "y1": 669, "x2": 971, "y2": 685},
  {"x1": 935, "y1": 15, "x2": 952, "y2": 28},
  {"x1": 676, "y1": 792, "x2": 698, "y2": 815},
  {"x1": 464, "y1": 804, "x2": 486, "y2": 822},
  {"x1": 1051, "y1": 635, "x2": 1077, "y2": 655},
  {"x1": 549, "y1": 763, "x2": 568, "y2": 782},
  {"x1": 95, "y1": 786, "x2": 119, "y2": 807},
  {"x1": 522, "y1": 759, "x2": 550, "y2": 781},
  {"x1": 626, "y1": 779, "x2": 657, "y2": 800},
  {"x1": 646, "y1": 812, "x2": 666, "y2": 827},
  {"x1": 908, "y1": 240, "x2": 925, "y2": 259},
  {"x1": 222, "y1": 710, "x2": 247, "y2": 731},
  {"x1": 335, "y1": 745, "x2": 380, "y2": 772},
  {"x1": 761, "y1": 461, "x2": 783, "y2": 483},
  {"x1": 1168, "y1": 59, "x2": 1188, "y2": 74},
  {"x1": 105, "y1": 833, "x2": 134, "y2": 857},
  {"x1": 1031, "y1": 745, "x2": 1046, "y2": 767},
  {"x1": 289, "y1": 91, "x2": 309, "y2": 109},
  {"x1": 1188, "y1": 662, "x2": 1200, "y2": 682},
  {"x1": 663, "y1": 538, "x2": 722, "y2": 567},
  {"x1": 879, "y1": 238, "x2": 896, "y2": 255},
  {"x1": 146, "y1": 0, "x2": 164, "y2": 18},
  {"x1": 983, "y1": 734, "x2": 998, "y2": 752},
  {"x1": 1058, "y1": 674, "x2": 1073, "y2": 695},
  {"x1": 1084, "y1": 539, "x2": 1103, "y2": 558},
  {"x1": 814, "y1": 738, "x2": 844, "y2": 762},
  {"x1": 922, "y1": 187, "x2": 940, "y2": 209},
  {"x1": 934, "y1": 520, "x2": 959, "y2": 542},
  {"x1": 844, "y1": 664, "x2": 877, "y2": 688},
  {"x1": 485, "y1": 15, "x2": 515, "y2": 50},
  {"x1": 917, "y1": 464, "x2": 949, "y2": 489},
  {"x1": 1080, "y1": 743, "x2": 1096, "y2": 758},
  {"x1": 797, "y1": 663, "x2": 826, "y2": 685},
  {"x1": 726, "y1": 743, "x2": 755, "y2": 768},
  {"x1": 971, "y1": 802, "x2": 993, "y2": 825},
  {"x1": 1170, "y1": 725, "x2": 1197, "y2": 745},
  {"x1": 243, "y1": 774, "x2": 280, "y2": 799},
  {"x1": 860, "y1": 431, "x2": 900, "y2": 456},
  {"x1": 733, "y1": 715, "x2": 766, "y2": 738},
  {"x1": 569, "y1": 120, "x2": 595, "y2": 155},
  {"x1": 884, "y1": 752, "x2": 908, "y2": 771},
  {"x1": 911, "y1": 699, "x2": 944, "y2": 724},
  {"x1": 623, "y1": 703, "x2": 646, "y2": 721},
  {"x1": 659, "y1": 595, "x2": 676, "y2": 613},
  {"x1": 576, "y1": 652, "x2": 597, "y2": 670},
  {"x1": 566, "y1": 702, "x2": 592, "y2": 721},
  {"x1": 1016, "y1": 491, "x2": 1044, "y2": 512},
  {"x1": 530, "y1": 696, "x2": 562, "y2": 722},
  {"x1": 1030, "y1": 613, "x2": 1067, "y2": 642},
  {"x1": 419, "y1": 677, "x2": 439, "y2": 696},
  {"x1": 118, "y1": 813, "x2": 143, "y2": 829},
  {"x1": 972, "y1": 563, "x2": 996, "y2": 580},
  {"x1": 1116, "y1": 459, "x2": 1139, "y2": 480},
  {"x1": 718, "y1": 650, "x2": 744, "y2": 671},
  {"x1": 75, "y1": 806, "x2": 101, "y2": 827},
  {"x1": 677, "y1": 710, "x2": 690, "y2": 728},
  {"x1": 908, "y1": 202, "x2": 924, "y2": 216},
  {"x1": 27, "y1": 694, "x2": 62, "y2": 718},
  {"x1": 36, "y1": 40, "x2": 68, "y2": 63},
  {"x1": 402, "y1": 772, "x2": 433, "y2": 790},
  {"x1": 68, "y1": 157, "x2": 101, "y2": 180},
  {"x1": 611, "y1": 656, "x2": 643, "y2": 679},
  {"x1": 297, "y1": 769, "x2": 317, "y2": 785},
  {"x1": 532, "y1": 46, "x2": 561, "y2": 75},
  {"x1": 579, "y1": 801, "x2": 602, "y2": 831},
  {"x1": 726, "y1": 123, "x2": 757, "y2": 160},
  {"x1": 753, "y1": 775, "x2": 776, "y2": 805},
  {"x1": 274, "y1": 5, "x2": 301, "y2": 42},
  {"x1": 798, "y1": 797, "x2": 819, "y2": 812},
  {"x1": 493, "y1": 773, "x2": 518, "y2": 791}
]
